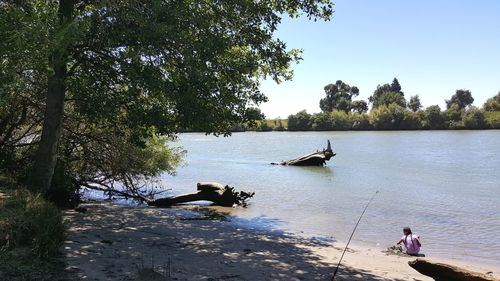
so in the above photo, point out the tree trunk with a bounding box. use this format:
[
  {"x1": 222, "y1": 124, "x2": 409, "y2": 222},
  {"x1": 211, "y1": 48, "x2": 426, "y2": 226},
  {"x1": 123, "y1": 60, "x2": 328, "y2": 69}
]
[
  {"x1": 29, "y1": 0, "x2": 74, "y2": 194},
  {"x1": 148, "y1": 182, "x2": 255, "y2": 207},
  {"x1": 408, "y1": 259, "x2": 498, "y2": 281}
]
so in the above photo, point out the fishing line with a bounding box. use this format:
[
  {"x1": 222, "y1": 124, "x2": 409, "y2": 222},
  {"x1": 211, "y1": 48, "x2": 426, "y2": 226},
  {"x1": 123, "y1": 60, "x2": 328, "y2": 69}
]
[{"x1": 331, "y1": 190, "x2": 379, "y2": 281}]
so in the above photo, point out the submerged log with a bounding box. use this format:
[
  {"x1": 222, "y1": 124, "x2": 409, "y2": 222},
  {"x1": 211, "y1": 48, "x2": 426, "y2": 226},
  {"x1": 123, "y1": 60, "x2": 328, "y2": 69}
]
[
  {"x1": 272, "y1": 140, "x2": 336, "y2": 166},
  {"x1": 148, "y1": 182, "x2": 255, "y2": 207},
  {"x1": 408, "y1": 259, "x2": 498, "y2": 281}
]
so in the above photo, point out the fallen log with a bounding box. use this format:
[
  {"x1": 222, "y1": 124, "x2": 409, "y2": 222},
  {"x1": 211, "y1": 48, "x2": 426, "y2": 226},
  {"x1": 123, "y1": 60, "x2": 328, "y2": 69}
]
[
  {"x1": 272, "y1": 140, "x2": 336, "y2": 166},
  {"x1": 408, "y1": 259, "x2": 499, "y2": 281},
  {"x1": 148, "y1": 182, "x2": 254, "y2": 207}
]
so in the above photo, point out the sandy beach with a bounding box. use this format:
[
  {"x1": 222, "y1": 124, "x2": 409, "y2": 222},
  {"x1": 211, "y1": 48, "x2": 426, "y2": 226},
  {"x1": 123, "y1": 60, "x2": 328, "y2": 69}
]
[{"x1": 61, "y1": 202, "x2": 500, "y2": 281}]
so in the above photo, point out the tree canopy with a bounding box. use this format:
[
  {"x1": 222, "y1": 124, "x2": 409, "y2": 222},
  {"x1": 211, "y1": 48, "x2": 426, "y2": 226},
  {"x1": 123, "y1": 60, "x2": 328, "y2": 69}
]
[
  {"x1": 446, "y1": 89, "x2": 474, "y2": 109},
  {"x1": 408, "y1": 95, "x2": 422, "y2": 112},
  {"x1": 0, "y1": 0, "x2": 334, "y2": 203},
  {"x1": 369, "y1": 78, "x2": 406, "y2": 108},
  {"x1": 319, "y1": 80, "x2": 360, "y2": 113},
  {"x1": 351, "y1": 100, "x2": 368, "y2": 113},
  {"x1": 390, "y1": 78, "x2": 403, "y2": 94}
]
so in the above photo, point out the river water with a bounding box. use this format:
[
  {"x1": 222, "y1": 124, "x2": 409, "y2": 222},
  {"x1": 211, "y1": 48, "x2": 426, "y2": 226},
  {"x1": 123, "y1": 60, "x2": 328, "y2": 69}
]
[{"x1": 161, "y1": 131, "x2": 500, "y2": 267}]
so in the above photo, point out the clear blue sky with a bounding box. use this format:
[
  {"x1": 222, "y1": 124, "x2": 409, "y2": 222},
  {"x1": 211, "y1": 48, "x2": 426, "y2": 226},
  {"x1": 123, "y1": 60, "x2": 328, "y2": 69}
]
[{"x1": 259, "y1": 0, "x2": 500, "y2": 118}]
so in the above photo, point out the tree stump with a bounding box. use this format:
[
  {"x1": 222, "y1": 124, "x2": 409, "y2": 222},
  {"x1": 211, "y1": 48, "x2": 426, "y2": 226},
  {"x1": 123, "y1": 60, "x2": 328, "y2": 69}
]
[{"x1": 272, "y1": 140, "x2": 336, "y2": 166}]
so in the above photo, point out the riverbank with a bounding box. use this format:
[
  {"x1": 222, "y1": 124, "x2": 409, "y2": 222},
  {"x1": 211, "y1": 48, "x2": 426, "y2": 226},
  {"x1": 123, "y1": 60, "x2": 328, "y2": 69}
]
[
  {"x1": 222, "y1": 109, "x2": 500, "y2": 132},
  {"x1": 61, "y1": 202, "x2": 499, "y2": 280}
]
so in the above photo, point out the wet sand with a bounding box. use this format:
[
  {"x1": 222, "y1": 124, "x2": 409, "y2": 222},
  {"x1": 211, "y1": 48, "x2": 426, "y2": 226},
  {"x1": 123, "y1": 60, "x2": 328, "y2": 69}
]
[{"x1": 61, "y1": 202, "x2": 499, "y2": 281}]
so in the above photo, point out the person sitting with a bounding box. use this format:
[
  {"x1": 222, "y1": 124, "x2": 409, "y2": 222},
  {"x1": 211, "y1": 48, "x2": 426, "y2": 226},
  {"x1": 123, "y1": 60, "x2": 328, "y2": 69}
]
[{"x1": 397, "y1": 226, "x2": 421, "y2": 256}]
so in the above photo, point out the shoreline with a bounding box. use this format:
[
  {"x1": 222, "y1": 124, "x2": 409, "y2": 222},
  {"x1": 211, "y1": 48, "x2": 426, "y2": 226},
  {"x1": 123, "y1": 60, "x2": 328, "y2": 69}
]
[
  {"x1": 62, "y1": 202, "x2": 500, "y2": 280},
  {"x1": 172, "y1": 203, "x2": 500, "y2": 271}
]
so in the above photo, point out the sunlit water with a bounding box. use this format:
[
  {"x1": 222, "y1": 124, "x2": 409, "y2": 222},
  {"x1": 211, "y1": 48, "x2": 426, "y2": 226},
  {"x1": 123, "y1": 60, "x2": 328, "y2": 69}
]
[{"x1": 160, "y1": 131, "x2": 500, "y2": 266}]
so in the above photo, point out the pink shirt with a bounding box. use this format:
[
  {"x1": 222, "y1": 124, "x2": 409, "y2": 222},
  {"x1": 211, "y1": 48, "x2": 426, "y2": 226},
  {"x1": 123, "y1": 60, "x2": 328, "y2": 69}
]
[{"x1": 401, "y1": 234, "x2": 420, "y2": 254}]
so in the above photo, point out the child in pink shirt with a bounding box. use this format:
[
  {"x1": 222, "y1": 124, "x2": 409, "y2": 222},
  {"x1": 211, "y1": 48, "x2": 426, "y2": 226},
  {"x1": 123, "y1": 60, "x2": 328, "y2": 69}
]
[{"x1": 397, "y1": 227, "x2": 421, "y2": 255}]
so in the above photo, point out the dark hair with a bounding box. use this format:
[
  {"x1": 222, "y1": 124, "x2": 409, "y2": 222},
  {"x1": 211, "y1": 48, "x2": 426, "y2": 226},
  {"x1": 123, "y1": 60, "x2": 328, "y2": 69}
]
[{"x1": 403, "y1": 227, "x2": 412, "y2": 234}]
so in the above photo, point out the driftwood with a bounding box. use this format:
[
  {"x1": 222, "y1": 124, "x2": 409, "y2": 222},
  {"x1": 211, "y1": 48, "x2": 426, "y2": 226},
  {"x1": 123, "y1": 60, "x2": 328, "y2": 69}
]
[
  {"x1": 272, "y1": 140, "x2": 336, "y2": 166},
  {"x1": 148, "y1": 182, "x2": 254, "y2": 207},
  {"x1": 408, "y1": 259, "x2": 499, "y2": 281}
]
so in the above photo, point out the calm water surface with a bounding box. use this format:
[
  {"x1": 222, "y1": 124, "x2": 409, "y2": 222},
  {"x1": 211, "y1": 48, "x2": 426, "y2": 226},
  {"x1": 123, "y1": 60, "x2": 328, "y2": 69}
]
[{"x1": 161, "y1": 131, "x2": 500, "y2": 266}]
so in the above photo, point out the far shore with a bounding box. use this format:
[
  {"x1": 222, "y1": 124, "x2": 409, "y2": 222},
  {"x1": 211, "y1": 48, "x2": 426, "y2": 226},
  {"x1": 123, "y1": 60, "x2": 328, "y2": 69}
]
[{"x1": 61, "y1": 202, "x2": 500, "y2": 281}]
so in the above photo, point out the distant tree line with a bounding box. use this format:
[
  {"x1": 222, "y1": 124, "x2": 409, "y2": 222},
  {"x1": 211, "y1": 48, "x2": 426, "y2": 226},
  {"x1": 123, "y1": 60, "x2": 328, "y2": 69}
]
[
  {"x1": 278, "y1": 79, "x2": 499, "y2": 131},
  {"x1": 200, "y1": 78, "x2": 499, "y2": 132}
]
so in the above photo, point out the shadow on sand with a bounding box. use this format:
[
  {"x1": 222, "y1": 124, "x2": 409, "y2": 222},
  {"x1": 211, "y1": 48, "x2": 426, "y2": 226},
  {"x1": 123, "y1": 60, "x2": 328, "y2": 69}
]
[{"x1": 62, "y1": 203, "x2": 412, "y2": 281}]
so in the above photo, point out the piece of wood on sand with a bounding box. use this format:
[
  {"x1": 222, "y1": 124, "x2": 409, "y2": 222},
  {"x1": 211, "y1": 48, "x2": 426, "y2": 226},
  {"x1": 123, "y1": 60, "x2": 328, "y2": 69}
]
[
  {"x1": 272, "y1": 140, "x2": 336, "y2": 166},
  {"x1": 408, "y1": 259, "x2": 499, "y2": 281},
  {"x1": 148, "y1": 182, "x2": 254, "y2": 207}
]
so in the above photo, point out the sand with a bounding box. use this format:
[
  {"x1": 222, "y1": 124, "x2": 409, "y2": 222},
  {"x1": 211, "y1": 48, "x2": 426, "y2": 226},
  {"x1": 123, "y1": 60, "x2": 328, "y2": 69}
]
[{"x1": 61, "y1": 202, "x2": 500, "y2": 281}]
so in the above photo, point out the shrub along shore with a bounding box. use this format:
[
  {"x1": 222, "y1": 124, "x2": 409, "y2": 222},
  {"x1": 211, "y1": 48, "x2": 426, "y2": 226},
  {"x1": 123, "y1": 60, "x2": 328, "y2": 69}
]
[
  {"x1": 242, "y1": 109, "x2": 500, "y2": 132},
  {"x1": 0, "y1": 189, "x2": 67, "y2": 281}
]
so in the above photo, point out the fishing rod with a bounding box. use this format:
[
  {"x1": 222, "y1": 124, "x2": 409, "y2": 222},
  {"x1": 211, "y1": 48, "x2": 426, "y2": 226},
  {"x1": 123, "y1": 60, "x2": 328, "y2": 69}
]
[{"x1": 331, "y1": 190, "x2": 379, "y2": 281}]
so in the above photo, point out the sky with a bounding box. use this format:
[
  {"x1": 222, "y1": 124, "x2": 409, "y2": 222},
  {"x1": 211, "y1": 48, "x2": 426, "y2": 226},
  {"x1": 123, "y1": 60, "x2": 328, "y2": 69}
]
[{"x1": 259, "y1": 0, "x2": 500, "y2": 118}]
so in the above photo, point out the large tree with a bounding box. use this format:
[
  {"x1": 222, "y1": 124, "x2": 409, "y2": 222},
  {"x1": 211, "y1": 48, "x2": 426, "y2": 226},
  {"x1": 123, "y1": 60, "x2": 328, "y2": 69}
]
[
  {"x1": 390, "y1": 78, "x2": 403, "y2": 94},
  {"x1": 446, "y1": 89, "x2": 474, "y2": 109},
  {"x1": 1, "y1": 1, "x2": 334, "y2": 196},
  {"x1": 369, "y1": 78, "x2": 406, "y2": 108},
  {"x1": 319, "y1": 80, "x2": 360, "y2": 112},
  {"x1": 408, "y1": 95, "x2": 422, "y2": 112}
]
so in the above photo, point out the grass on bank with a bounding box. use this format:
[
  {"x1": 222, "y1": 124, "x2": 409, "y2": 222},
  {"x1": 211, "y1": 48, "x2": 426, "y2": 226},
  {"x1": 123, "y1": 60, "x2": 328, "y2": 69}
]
[{"x1": 0, "y1": 189, "x2": 66, "y2": 281}]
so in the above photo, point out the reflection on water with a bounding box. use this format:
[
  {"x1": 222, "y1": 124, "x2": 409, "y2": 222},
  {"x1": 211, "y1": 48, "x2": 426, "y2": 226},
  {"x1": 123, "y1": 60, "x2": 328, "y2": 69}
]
[
  {"x1": 288, "y1": 165, "x2": 335, "y2": 176},
  {"x1": 162, "y1": 131, "x2": 500, "y2": 267}
]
